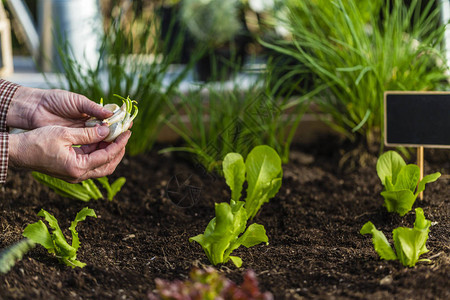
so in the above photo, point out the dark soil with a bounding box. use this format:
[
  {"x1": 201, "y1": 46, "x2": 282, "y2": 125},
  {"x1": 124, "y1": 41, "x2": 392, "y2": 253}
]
[{"x1": 1, "y1": 141, "x2": 449, "y2": 299}]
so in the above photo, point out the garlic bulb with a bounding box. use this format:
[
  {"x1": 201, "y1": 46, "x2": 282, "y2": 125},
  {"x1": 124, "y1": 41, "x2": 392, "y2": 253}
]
[{"x1": 86, "y1": 95, "x2": 138, "y2": 142}]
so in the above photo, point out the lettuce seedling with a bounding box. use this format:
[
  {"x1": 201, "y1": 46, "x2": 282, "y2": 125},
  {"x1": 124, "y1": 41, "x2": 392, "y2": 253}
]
[
  {"x1": 96, "y1": 176, "x2": 126, "y2": 201},
  {"x1": 190, "y1": 146, "x2": 281, "y2": 267},
  {"x1": 32, "y1": 172, "x2": 125, "y2": 202},
  {"x1": 360, "y1": 208, "x2": 431, "y2": 267},
  {"x1": 22, "y1": 207, "x2": 96, "y2": 268},
  {"x1": 224, "y1": 145, "x2": 282, "y2": 220},
  {"x1": 376, "y1": 151, "x2": 441, "y2": 216},
  {"x1": 0, "y1": 239, "x2": 36, "y2": 274},
  {"x1": 190, "y1": 201, "x2": 268, "y2": 268}
]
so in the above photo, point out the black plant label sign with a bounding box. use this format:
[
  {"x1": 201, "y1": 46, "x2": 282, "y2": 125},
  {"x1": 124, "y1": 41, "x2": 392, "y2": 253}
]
[{"x1": 384, "y1": 92, "x2": 450, "y2": 148}]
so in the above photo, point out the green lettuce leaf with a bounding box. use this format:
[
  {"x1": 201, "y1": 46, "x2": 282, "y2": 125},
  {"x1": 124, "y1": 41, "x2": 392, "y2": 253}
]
[
  {"x1": 361, "y1": 208, "x2": 431, "y2": 267},
  {"x1": 380, "y1": 190, "x2": 416, "y2": 217},
  {"x1": 245, "y1": 145, "x2": 282, "y2": 219},
  {"x1": 36, "y1": 209, "x2": 77, "y2": 260},
  {"x1": 235, "y1": 223, "x2": 268, "y2": 248},
  {"x1": 228, "y1": 256, "x2": 243, "y2": 268},
  {"x1": 416, "y1": 172, "x2": 441, "y2": 197},
  {"x1": 81, "y1": 180, "x2": 103, "y2": 200},
  {"x1": 190, "y1": 201, "x2": 268, "y2": 267},
  {"x1": 223, "y1": 153, "x2": 245, "y2": 201},
  {"x1": 376, "y1": 151, "x2": 405, "y2": 186},
  {"x1": 393, "y1": 208, "x2": 431, "y2": 267},
  {"x1": 22, "y1": 207, "x2": 96, "y2": 268},
  {"x1": 22, "y1": 221, "x2": 53, "y2": 250},
  {"x1": 96, "y1": 176, "x2": 126, "y2": 201},
  {"x1": 360, "y1": 221, "x2": 397, "y2": 261},
  {"x1": 393, "y1": 165, "x2": 420, "y2": 192},
  {"x1": 191, "y1": 146, "x2": 280, "y2": 268},
  {"x1": 110, "y1": 177, "x2": 126, "y2": 199},
  {"x1": 70, "y1": 207, "x2": 97, "y2": 251},
  {"x1": 376, "y1": 151, "x2": 441, "y2": 216}
]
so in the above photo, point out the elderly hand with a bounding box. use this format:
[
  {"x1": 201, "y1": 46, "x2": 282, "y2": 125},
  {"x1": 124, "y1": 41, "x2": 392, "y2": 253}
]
[
  {"x1": 6, "y1": 86, "x2": 112, "y2": 130},
  {"x1": 6, "y1": 85, "x2": 131, "y2": 182},
  {"x1": 8, "y1": 125, "x2": 131, "y2": 183}
]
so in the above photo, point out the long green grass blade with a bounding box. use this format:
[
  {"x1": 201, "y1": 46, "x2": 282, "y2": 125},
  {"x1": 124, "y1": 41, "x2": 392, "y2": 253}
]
[{"x1": 0, "y1": 239, "x2": 36, "y2": 274}]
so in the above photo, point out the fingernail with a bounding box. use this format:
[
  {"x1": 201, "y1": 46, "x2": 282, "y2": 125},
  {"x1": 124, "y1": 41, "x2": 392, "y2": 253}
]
[
  {"x1": 97, "y1": 126, "x2": 110, "y2": 137},
  {"x1": 103, "y1": 108, "x2": 113, "y2": 115}
]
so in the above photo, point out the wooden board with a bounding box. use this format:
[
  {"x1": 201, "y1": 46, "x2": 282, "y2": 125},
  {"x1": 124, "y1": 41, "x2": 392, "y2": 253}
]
[{"x1": 384, "y1": 91, "x2": 450, "y2": 148}]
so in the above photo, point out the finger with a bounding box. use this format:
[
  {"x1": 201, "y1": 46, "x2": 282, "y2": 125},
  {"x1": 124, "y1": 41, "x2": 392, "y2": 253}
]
[
  {"x1": 76, "y1": 141, "x2": 126, "y2": 181},
  {"x1": 78, "y1": 147, "x2": 126, "y2": 180},
  {"x1": 74, "y1": 93, "x2": 113, "y2": 119},
  {"x1": 75, "y1": 143, "x2": 100, "y2": 155},
  {"x1": 97, "y1": 141, "x2": 111, "y2": 150},
  {"x1": 66, "y1": 126, "x2": 110, "y2": 145},
  {"x1": 75, "y1": 141, "x2": 110, "y2": 154},
  {"x1": 76, "y1": 130, "x2": 131, "y2": 171}
]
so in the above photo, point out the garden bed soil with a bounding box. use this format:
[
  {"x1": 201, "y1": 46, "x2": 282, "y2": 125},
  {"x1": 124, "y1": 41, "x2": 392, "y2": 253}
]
[{"x1": 1, "y1": 140, "x2": 449, "y2": 299}]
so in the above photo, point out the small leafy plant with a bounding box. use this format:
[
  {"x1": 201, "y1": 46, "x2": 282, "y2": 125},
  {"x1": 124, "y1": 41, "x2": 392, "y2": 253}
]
[
  {"x1": 32, "y1": 172, "x2": 126, "y2": 202},
  {"x1": 148, "y1": 267, "x2": 273, "y2": 300},
  {"x1": 190, "y1": 200, "x2": 268, "y2": 268},
  {"x1": 224, "y1": 145, "x2": 282, "y2": 219},
  {"x1": 360, "y1": 207, "x2": 431, "y2": 267},
  {"x1": 22, "y1": 207, "x2": 96, "y2": 268},
  {"x1": 96, "y1": 176, "x2": 127, "y2": 201},
  {"x1": 376, "y1": 151, "x2": 441, "y2": 216},
  {"x1": 190, "y1": 145, "x2": 282, "y2": 267}
]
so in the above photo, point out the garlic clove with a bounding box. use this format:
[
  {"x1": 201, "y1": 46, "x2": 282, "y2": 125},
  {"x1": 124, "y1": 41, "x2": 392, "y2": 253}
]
[
  {"x1": 103, "y1": 103, "x2": 120, "y2": 112},
  {"x1": 103, "y1": 122, "x2": 123, "y2": 142},
  {"x1": 102, "y1": 104, "x2": 126, "y2": 126},
  {"x1": 85, "y1": 104, "x2": 120, "y2": 127},
  {"x1": 85, "y1": 118, "x2": 103, "y2": 127},
  {"x1": 85, "y1": 96, "x2": 137, "y2": 142}
]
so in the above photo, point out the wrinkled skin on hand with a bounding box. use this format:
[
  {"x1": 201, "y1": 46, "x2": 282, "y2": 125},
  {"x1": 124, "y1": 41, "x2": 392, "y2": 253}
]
[
  {"x1": 8, "y1": 125, "x2": 131, "y2": 183},
  {"x1": 7, "y1": 87, "x2": 113, "y2": 130},
  {"x1": 6, "y1": 86, "x2": 131, "y2": 183}
]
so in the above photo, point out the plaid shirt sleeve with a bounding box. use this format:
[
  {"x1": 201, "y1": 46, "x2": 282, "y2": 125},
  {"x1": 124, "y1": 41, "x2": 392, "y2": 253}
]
[{"x1": 0, "y1": 79, "x2": 20, "y2": 183}]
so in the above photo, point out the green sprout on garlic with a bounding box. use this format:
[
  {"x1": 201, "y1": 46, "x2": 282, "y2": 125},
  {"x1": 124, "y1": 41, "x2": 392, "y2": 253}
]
[{"x1": 86, "y1": 95, "x2": 138, "y2": 142}]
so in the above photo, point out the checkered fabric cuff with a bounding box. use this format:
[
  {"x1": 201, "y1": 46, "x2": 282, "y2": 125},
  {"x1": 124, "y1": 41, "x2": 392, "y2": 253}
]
[
  {"x1": 0, "y1": 79, "x2": 19, "y2": 131},
  {"x1": 0, "y1": 132, "x2": 8, "y2": 183},
  {"x1": 0, "y1": 79, "x2": 20, "y2": 183}
]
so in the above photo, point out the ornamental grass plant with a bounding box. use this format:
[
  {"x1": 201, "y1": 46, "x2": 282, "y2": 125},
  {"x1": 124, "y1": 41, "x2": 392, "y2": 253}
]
[
  {"x1": 263, "y1": 0, "x2": 448, "y2": 151},
  {"x1": 57, "y1": 8, "x2": 194, "y2": 155},
  {"x1": 162, "y1": 62, "x2": 312, "y2": 172}
]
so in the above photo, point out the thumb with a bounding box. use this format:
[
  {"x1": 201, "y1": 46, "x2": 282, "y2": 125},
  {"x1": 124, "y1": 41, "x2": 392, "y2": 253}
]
[
  {"x1": 66, "y1": 125, "x2": 110, "y2": 145},
  {"x1": 75, "y1": 94, "x2": 113, "y2": 119}
]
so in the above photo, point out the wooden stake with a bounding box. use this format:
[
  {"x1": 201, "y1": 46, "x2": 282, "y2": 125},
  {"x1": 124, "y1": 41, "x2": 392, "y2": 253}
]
[
  {"x1": 417, "y1": 146, "x2": 424, "y2": 200},
  {"x1": 0, "y1": 2, "x2": 13, "y2": 76}
]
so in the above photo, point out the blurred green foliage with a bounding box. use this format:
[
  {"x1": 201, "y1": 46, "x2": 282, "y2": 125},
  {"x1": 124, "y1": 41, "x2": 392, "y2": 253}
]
[
  {"x1": 57, "y1": 10, "x2": 193, "y2": 155},
  {"x1": 264, "y1": 0, "x2": 448, "y2": 150}
]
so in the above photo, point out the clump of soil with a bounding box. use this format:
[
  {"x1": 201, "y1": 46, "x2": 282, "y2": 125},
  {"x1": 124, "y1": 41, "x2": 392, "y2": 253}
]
[{"x1": 0, "y1": 143, "x2": 448, "y2": 299}]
